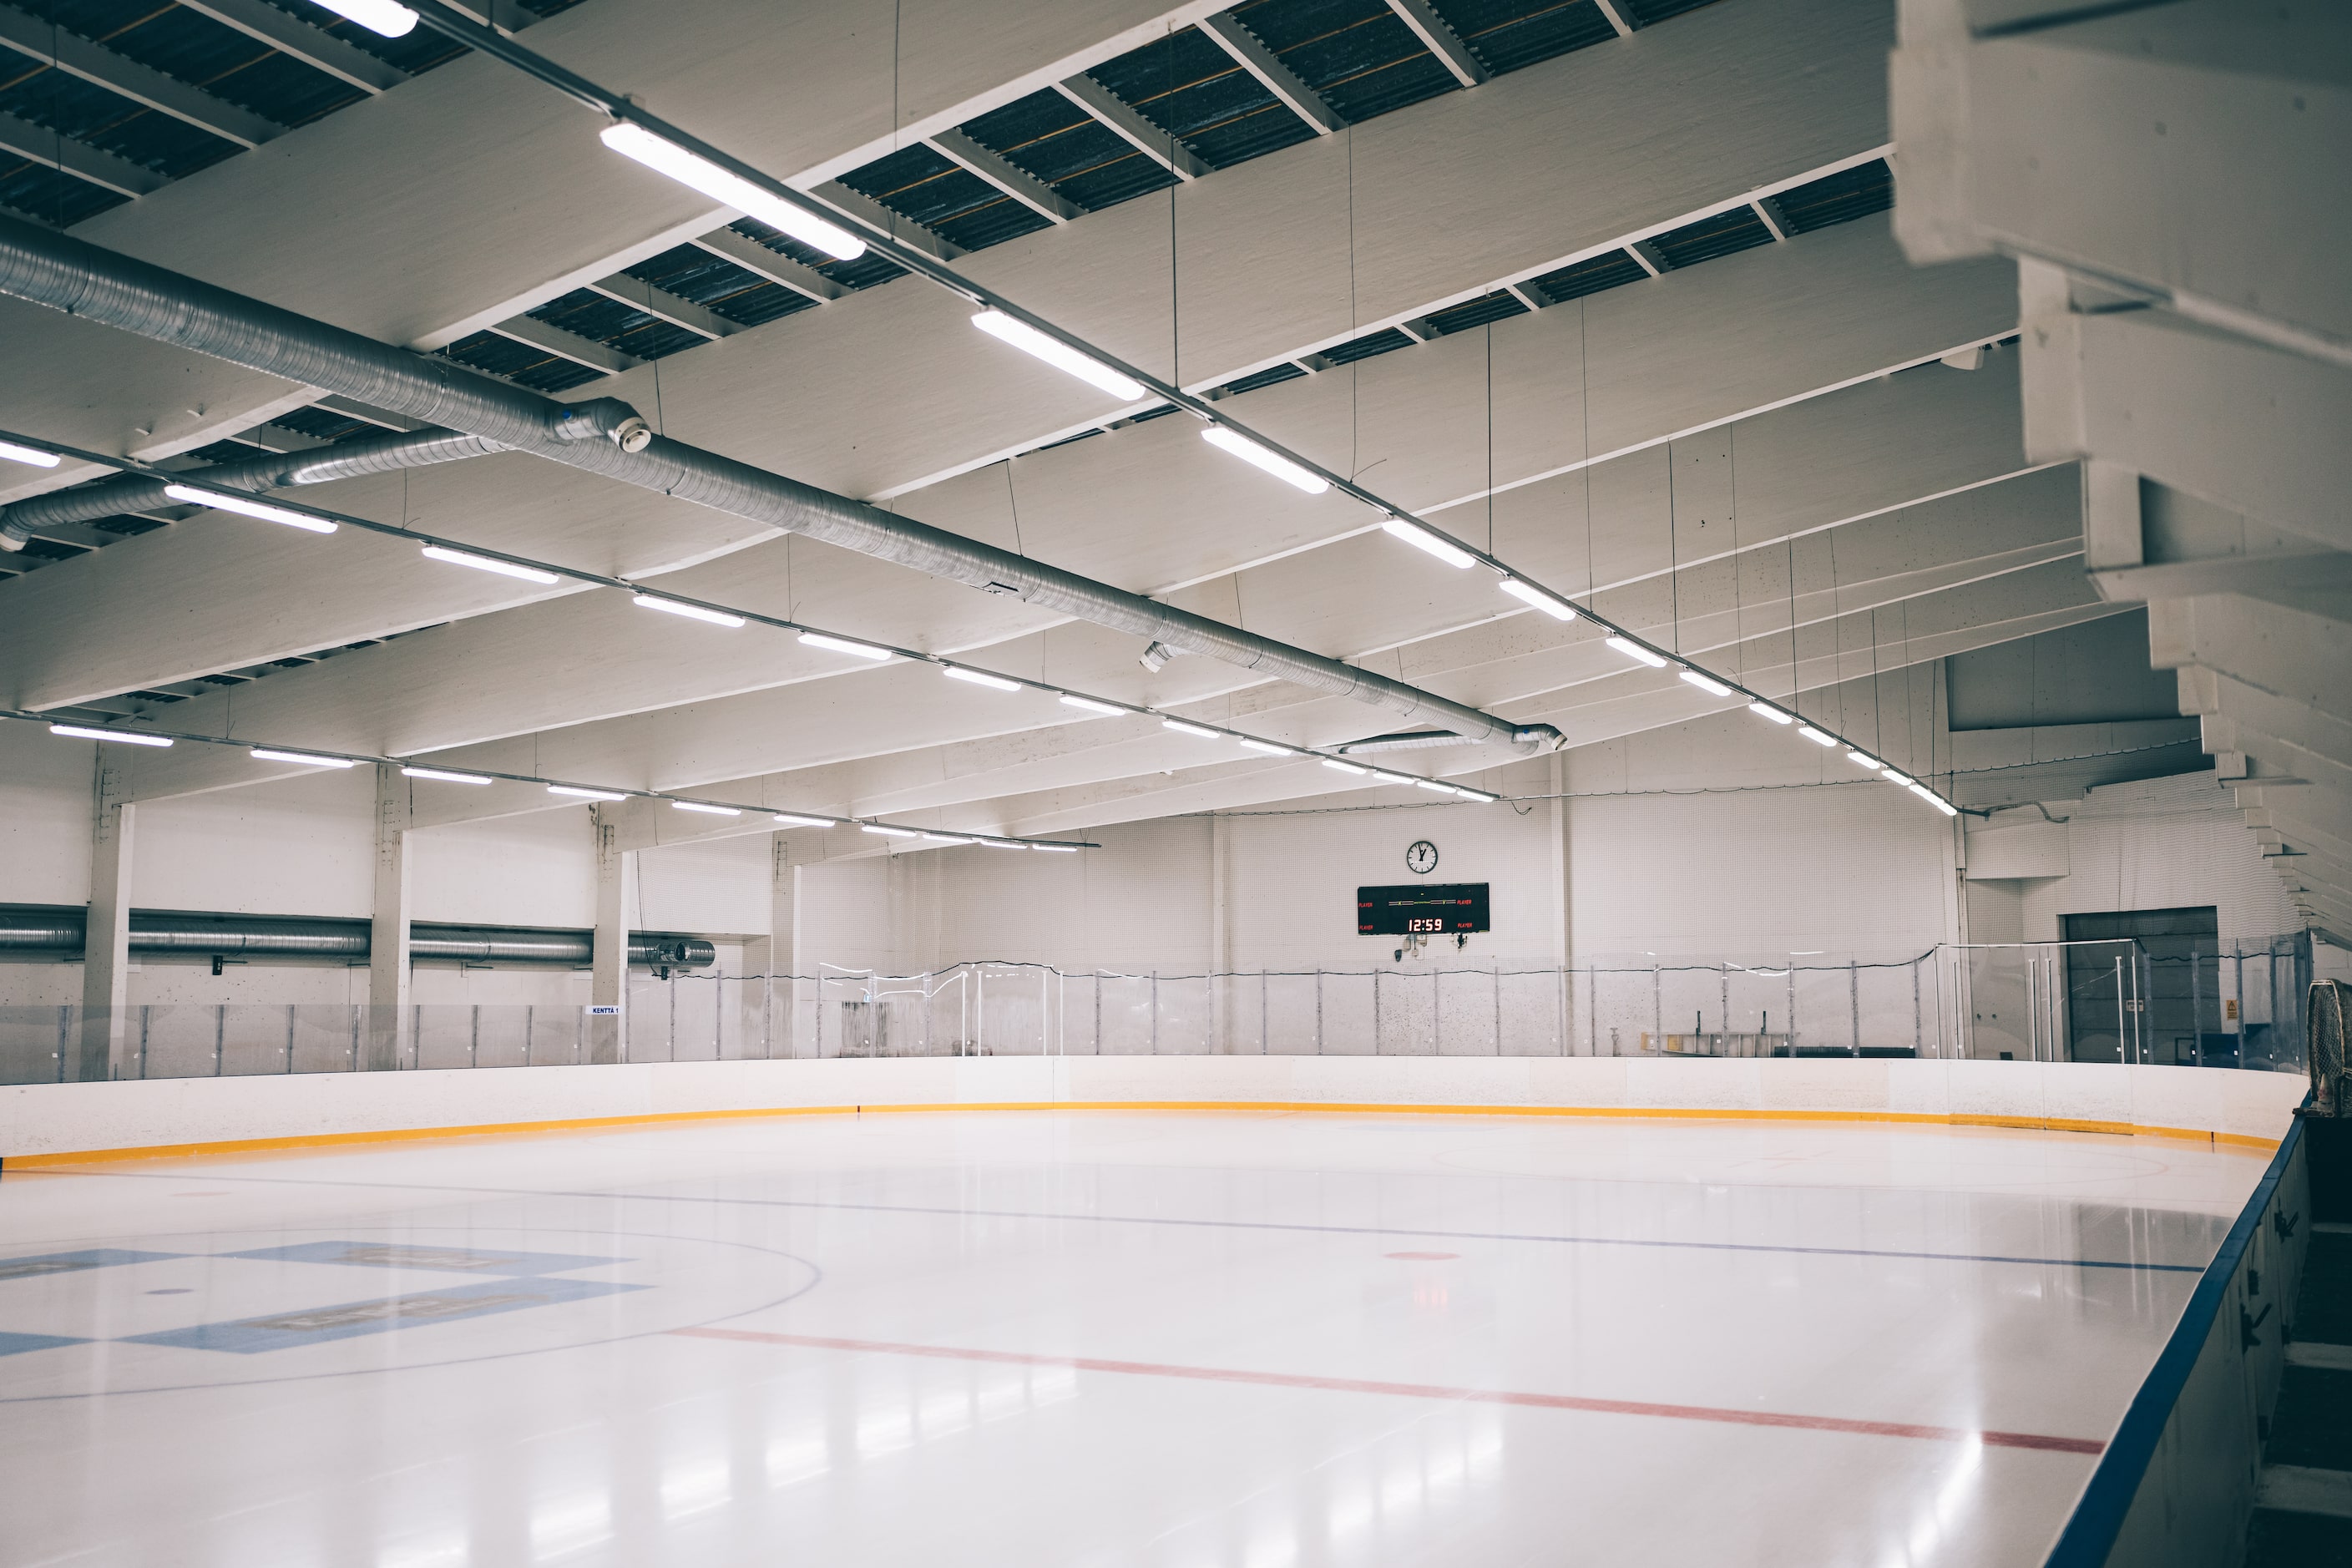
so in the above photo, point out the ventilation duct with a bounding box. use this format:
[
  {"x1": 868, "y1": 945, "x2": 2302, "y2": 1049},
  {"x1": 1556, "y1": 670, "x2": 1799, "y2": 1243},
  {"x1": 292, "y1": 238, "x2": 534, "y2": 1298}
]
[
  {"x1": 0, "y1": 906, "x2": 713, "y2": 969},
  {"x1": 0, "y1": 215, "x2": 1558, "y2": 751},
  {"x1": 0, "y1": 426, "x2": 506, "y2": 550}
]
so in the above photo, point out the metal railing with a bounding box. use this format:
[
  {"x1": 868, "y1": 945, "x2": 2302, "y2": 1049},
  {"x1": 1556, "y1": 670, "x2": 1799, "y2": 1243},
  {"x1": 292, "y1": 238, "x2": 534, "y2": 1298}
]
[{"x1": 3, "y1": 935, "x2": 2312, "y2": 1085}]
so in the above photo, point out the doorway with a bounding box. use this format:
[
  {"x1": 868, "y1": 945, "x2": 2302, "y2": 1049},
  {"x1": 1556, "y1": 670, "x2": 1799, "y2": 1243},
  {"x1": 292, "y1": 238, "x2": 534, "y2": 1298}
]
[{"x1": 2061, "y1": 907, "x2": 2218, "y2": 1065}]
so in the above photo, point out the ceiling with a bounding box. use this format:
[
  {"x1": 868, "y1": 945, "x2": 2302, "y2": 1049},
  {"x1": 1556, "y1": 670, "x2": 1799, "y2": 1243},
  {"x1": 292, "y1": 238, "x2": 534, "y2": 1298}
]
[{"x1": 0, "y1": 0, "x2": 2103, "y2": 860}]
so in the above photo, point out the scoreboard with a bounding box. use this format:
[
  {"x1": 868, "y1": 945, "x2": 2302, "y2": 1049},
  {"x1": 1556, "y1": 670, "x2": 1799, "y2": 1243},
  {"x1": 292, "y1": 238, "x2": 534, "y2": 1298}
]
[{"x1": 1358, "y1": 883, "x2": 1490, "y2": 936}]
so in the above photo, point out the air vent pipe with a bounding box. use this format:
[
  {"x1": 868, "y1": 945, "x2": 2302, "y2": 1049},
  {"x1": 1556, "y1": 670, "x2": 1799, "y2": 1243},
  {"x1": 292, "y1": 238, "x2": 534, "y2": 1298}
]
[
  {"x1": 0, "y1": 215, "x2": 1557, "y2": 751},
  {"x1": 0, "y1": 426, "x2": 506, "y2": 550},
  {"x1": 0, "y1": 906, "x2": 713, "y2": 968}
]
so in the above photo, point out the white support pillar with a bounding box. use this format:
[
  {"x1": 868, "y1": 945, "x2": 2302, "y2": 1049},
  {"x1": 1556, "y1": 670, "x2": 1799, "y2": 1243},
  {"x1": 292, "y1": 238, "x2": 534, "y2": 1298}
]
[
  {"x1": 80, "y1": 756, "x2": 135, "y2": 1081},
  {"x1": 746, "y1": 832, "x2": 797, "y2": 1060},
  {"x1": 590, "y1": 804, "x2": 637, "y2": 1065},
  {"x1": 365, "y1": 764, "x2": 412, "y2": 1071},
  {"x1": 1550, "y1": 752, "x2": 1573, "y2": 1053},
  {"x1": 1210, "y1": 813, "x2": 1232, "y2": 1052}
]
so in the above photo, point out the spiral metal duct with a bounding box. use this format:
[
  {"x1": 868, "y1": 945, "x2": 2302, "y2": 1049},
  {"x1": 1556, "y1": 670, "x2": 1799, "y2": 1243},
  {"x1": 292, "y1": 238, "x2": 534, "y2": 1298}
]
[{"x1": 0, "y1": 427, "x2": 506, "y2": 549}]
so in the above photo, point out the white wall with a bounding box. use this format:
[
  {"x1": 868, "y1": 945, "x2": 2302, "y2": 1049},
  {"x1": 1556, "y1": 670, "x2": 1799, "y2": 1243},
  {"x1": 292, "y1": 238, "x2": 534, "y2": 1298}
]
[
  {"x1": 1568, "y1": 675, "x2": 1960, "y2": 961},
  {"x1": 1965, "y1": 771, "x2": 2302, "y2": 946}
]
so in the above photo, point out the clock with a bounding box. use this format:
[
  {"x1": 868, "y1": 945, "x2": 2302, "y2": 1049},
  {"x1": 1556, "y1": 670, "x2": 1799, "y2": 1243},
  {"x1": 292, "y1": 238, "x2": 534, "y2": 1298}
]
[{"x1": 1404, "y1": 840, "x2": 1439, "y2": 875}]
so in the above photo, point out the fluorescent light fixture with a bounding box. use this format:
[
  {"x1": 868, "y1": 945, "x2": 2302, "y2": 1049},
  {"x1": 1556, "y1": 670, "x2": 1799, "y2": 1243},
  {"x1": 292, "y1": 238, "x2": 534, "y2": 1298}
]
[
  {"x1": 164, "y1": 483, "x2": 335, "y2": 534},
  {"x1": 771, "y1": 813, "x2": 832, "y2": 828},
  {"x1": 971, "y1": 311, "x2": 1146, "y2": 401},
  {"x1": 1163, "y1": 719, "x2": 1218, "y2": 738},
  {"x1": 599, "y1": 123, "x2": 865, "y2": 260},
  {"x1": 50, "y1": 723, "x2": 170, "y2": 747},
  {"x1": 862, "y1": 824, "x2": 918, "y2": 839},
  {"x1": 422, "y1": 544, "x2": 558, "y2": 584},
  {"x1": 1749, "y1": 703, "x2": 1794, "y2": 724},
  {"x1": 549, "y1": 784, "x2": 628, "y2": 801},
  {"x1": 1413, "y1": 778, "x2": 1454, "y2": 793},
  {"x1": 252, "y1": 747, "x2": 357, "y2": 768},
  {"x1": 799, "y1": 630, "x2": 893, "y2": 661},
  {"x1": 402, "y1": 766, "x2": 492, "y2": 785},
  {"x1": 1380, "y1": 518, "x2": 1474, "y2": 569},
  {"x1": 673, "y1": 801, "x2": 741, "y2": 817},
  {"x1": 635, "y1": 594, "x2": 744, "y2": 628},
  {"x1": 1909, "y1": 782, "x2": 1958, "y2": 816},
  {"x1": 943, "y1": 665, "x2": 1022, "y2": 692},
  {"x1": 1882, "y1": 771, "x2": 1914, "y2": 787},
  {"x1": 1678, "y1": 669, "x2": 1732, "y2": 697},
  {"x1": 1846, "y1": 750, "x2": 1884, "y2": 771},
  {"x1": 980, "y1": 839, "x2": 1029, "y2": 850},
  {"x1": 310, "y1": 0, "x2": 417, "y2": 36},
  {"x1": 1321, "y1": 758, "x2": 1368, "y2": 776},
  {"x1": 1059, "y1": 694, "x2": 1123, "y2": 716},
  {"x1": 1368, "y1": 770, "x2": 1414, "y2": 786},
  {"x1": 1032, "y1": 843, "x2": 1080, "y2": 853},
  {"x1": 921, "y1": 832, "x2": 985, "y2": 845},
  {"x1": 1500, "y1": 577, "x2": 1576, "y2": 620},
  {"x1": 0, "y1": 438, "x2": 60, "y2": 468},
  {"x1": 1201, "y1": 426, "x2": 1329, "y2": 494},
  {"x1": 1239, "y1": 739, "x2": 1300, "y2": 756},
  {"x1": 1606, "y1": 636, "x2": 1668, "y2": 669},
  {"x1": 1797, "y1": 725, "x2": 1839, "y2": 747},
  {"x1": 1452, "y1": 786, "x2": 1500, "y2": 802}
]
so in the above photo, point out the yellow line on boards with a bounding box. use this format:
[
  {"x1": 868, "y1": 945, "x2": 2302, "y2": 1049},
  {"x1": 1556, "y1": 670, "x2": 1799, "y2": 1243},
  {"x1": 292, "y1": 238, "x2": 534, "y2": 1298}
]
[{"x1": 3, "y1": 1097, "x2": 2280, "y2": 1167}]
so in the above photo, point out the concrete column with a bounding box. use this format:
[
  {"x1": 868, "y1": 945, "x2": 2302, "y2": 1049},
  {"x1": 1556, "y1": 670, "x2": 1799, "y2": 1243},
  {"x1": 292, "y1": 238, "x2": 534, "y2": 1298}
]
[
  {"x1": 590, "y1": 804, "x2": 636, "y2": 1065},
  {"x1": 364, "y1": 764, "x2": 412, "y2": 1071},
  {"x1": 79, "y1": 756, "x2": 135, "y2": 1081},
  {"x1": 1210, "y1": 813, "x2": 1231, "y2": 1051}
]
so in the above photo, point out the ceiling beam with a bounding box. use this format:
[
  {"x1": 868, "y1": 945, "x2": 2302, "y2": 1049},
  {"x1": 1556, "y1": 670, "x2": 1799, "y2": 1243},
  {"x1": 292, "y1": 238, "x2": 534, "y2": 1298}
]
[
  {"x1": 0, "y1": 3, "x2": 284, "y2": 149},
  {"x1": 1052, "y1": 73, "x2": 1208, "y2": 180},
  {"x1": 812, "y1": 180, "x2": 962, "y2": 261},
  {"x1": 173, "y1": 0, "x2": 407, "y2": 95},
  {"x1": 482, "y1": 315, "x2": 643, "y2": 376},
  {"x1": 688, "y1": 228, "x2": 844, "y2": 303},
  {"x1": 1384, "y1": 0, "x2": 1487, "y2": 88},
  {"x1": 1196, "y1": 13, "x2": 1345, "y2": 135},
  {"x1": 926, "y1": 127, "x2": 1081, "y2": 223},
  {"x1": 584, "y1": 272, "x2": 741, "y2": 341},
  {"x1": 0, "y1": 109, "x2": 166, "y2": 198}
]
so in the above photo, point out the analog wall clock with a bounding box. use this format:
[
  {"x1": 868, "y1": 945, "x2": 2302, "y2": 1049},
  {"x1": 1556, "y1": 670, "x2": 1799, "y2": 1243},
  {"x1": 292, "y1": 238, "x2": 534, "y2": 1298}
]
[{"x1": 1404, "y1": 840, "x2": 1439, "y2": 875}]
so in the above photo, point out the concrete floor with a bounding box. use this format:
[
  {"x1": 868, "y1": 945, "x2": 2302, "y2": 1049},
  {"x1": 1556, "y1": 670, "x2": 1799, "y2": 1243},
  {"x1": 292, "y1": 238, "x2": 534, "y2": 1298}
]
[{"x1": 0, "y1": 1110, "x2": 2269, "y2": 1566}]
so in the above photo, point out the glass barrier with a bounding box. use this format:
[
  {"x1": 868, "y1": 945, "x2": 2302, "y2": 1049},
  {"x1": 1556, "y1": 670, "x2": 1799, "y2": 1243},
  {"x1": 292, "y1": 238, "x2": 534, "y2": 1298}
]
[{"x1": 6, "y1": 933, "x2": 2315, "y2": 1084}]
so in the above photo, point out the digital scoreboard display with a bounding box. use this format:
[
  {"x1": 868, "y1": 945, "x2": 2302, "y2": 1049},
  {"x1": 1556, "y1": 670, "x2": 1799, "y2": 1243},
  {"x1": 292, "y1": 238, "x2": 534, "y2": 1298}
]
[{"x1": 1358, "y1": 883, "x2": 1491, "y2": 936}]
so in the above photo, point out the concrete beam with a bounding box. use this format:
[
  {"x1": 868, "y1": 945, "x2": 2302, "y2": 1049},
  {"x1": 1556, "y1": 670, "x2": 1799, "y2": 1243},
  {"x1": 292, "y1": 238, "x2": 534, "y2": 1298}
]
[
  {"x1": 2026, "y1": 301, "x2": 2352, "y2": 554},
  {"x1": 1196, "y1": 12, "x2": 1344, "y2": 135},
  {"x1": 1892, "y1": 0, "x2": 2349, "y2": 353},
  {"x1": 1386, "y1": 0, "x2": 1486, "y2": 88},
  {"x1": 928, "y1": 127, "x2": 1080, "y2": 223},
  {"x1": 689, "y1": 228, "x2": 844, "y2": 303},
  {"x1": 2147, "y1": 594, "x2": 2352, "y2": 728},
  {"x1": 1053, "y1": 73, "x2": 1208, "y2": 180}
]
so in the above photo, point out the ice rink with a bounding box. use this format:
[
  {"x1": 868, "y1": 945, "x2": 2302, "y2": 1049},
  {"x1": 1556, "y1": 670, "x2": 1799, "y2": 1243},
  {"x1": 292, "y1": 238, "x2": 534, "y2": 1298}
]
[{"x1": 0, "y1": 1110, "x2": 2269, "y2": 1566}]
